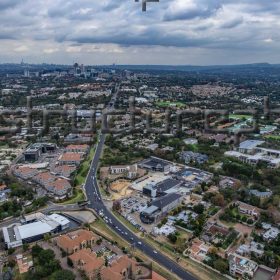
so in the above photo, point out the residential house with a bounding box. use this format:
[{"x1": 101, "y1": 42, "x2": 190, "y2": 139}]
[
  {"x1": 219, "y1": 176, "x2": 241, "y2": 189},
  {"x1": 249, "y1": 189, "x2": 272, "y2": 205},
  {"x1": 58, "y1": 153, "x2": 83, "y2": 166},
  {"x1": 52, "y1": 165, "x2": 76, "y2": 178},
  {"x1": 33, "y1": 172, "x2": 56, "y2": 188},
  {"x1": 65, "y1": 144, "x2": 89, "y2": 154},
  {"x1": 100, "y1": 255, "x2": 165, "y2": 280},
  {"x1": 236, "y1": 241, "x2": 264, "y2": 257},
  {"x1": 236, "y1": 201, "x2": 260, "y2": 218},
  {"x1": 263, "y1": 226, "x2": 280, "y2": 242},
  {"x1": 189, "y1": 238, "x2": 210, "y2": 262},
  {"x1": 180, "y1": 151, "x2": 208, "y2": 165},
  {"x1": 13, "y1": 166, "x2": 39, "y2": 180},
  {"x1": 228, "y1": 253, "x2": 258, "y2": 278},
  {"x1": 68, "y1": 249, "x2": 104, "y2": 280},
  {"x1": 51, "y1": 178, "x2": 72, "y2": 199},
  {"x1": 56, "y1": 229, "x2": 98, "y2": 255},
  {"x1": 109, "y1": 164, "x2": 138, "y2": 179}
]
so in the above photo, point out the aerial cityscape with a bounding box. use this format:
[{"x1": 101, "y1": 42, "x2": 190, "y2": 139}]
[{"x1": 1, "y1": 1, "x2": 280, "y2": 280}]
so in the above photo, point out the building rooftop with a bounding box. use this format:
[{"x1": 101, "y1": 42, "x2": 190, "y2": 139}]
[
  {"x1": 59, "y1": 152, "x2": 82, "y2": 162},
  {"x1": 142, "y1": 205, "x2": 159, "y2": 215},
  {"x1": 18, "y1": 221, "x2": 54, "y2": 239},
  {"x1": 139, "y1": 157, "x2": 172, "y2": 168},
  {"x1": 152, "y1": 193, "x2": 182, "y2": 210},
  {"x1": 239, "y1": 140, "x2": 264, "y2": 150},
  {"x1": 66, "y1": 144, "x2": 89, "y2": 150},
  {"x1": 52, "y1": 178, "x2": 71, "y2": 191},
  {"x1": 250, "y1": 189, "x2": 272, "y2": 198},
  {"x1": 48, "y1": 214, "x2": 70, "y2": 226},
  {"x1": 69, "y1": 248, "x2": 104, "y2": 273},
  {"x1": 2, "y1": 213, "x2": 70, "y2": 248},
  {"x1": 56, "y1": 229, "x2": 97, "y2": 252},
  {"x1": 156, "y1": 178, "x2": 181, "y2": 193}
]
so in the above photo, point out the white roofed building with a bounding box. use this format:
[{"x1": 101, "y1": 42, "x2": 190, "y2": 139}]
[{"x1": 2, "y1": 213, "x2": 70, "y2": 249}]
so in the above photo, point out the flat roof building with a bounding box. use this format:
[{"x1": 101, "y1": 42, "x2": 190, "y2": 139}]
[
  {"x1": 239, "y1": 140, "x2": 265, "y2": 154},
  {"x1": 2, "y1": 213, "x2": 70, "y2": 249},
  {"x1": 138, "y1": 157, "x2": 173, "y2": 173},
  {"x1": 140, "y1": 193, "x2": 182, "y2": 224},
  {"x1": 143, "y1": 178, "x2": 182, "y2": 198}
]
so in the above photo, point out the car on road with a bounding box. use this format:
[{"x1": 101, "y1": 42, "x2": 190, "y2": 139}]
[{"x1": 138, "y1": 241, "x2": 142, "y2": 245}]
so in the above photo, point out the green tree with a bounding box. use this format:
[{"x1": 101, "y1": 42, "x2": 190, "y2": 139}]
[
  {"x1": 23, "y1": 243, "x2": 29, "y2": 252},
  {"x1": 213, "y1": 259, "x2": 229, "y2": 274},
  {"x1": 32, "y1": 244, "x2": 43, "y2": 258},
  {"x1": 50, "y1": 270, "x2": 75, "y2": 280},
  {"x1": 38, "y1": 249, "x2": 56, "y2": 265},
  {"x1": 193, "y1": 204, "x2": 205, "y2": 214},
  {"x1": 167, "y1": 233, "x2": 178, "y2": 244}
]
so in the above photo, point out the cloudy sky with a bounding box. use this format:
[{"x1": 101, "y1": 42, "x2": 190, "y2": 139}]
[{"x1": 0, "y1": 0, "x2": 279, "y2": 65}]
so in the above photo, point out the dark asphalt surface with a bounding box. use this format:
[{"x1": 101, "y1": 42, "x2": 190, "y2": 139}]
[{"x1": 84, "y1": 90, "x2": 197, "y2": 280}]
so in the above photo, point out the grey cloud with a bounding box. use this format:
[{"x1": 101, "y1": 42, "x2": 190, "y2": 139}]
[
  {"x1": 0, "y1": 0, "x2": 279, "y2": 64},
  {"x1": 0, "y1": 0, "x2": 22, "y2": 10},
  {"x1": 65, "y1": 26, "x2": 219, "y2": 48},
  {"x1": 164, "y1": 0, "x2": 222, "y2": 21},
  {"x1": 220, "y1": 17, "x2": 244, "y2": 29}
]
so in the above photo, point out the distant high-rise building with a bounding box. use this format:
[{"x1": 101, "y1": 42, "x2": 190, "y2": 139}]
[{"x1": 24, "y1": 70, "x2": 30, "y2": 77}]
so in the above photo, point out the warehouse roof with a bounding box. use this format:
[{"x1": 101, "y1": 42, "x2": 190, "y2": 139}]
[
  {"x1": 156, "y1": 178, "x2": 181, "y2": 193},
  {"x1": 152, "y1": 193, "x2": 182, "y2": 209},
  {"x1": 18, "y1": 221, "x2": 54, "y2": 239}
]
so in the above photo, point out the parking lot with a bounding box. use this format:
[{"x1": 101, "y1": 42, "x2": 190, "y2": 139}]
[{"x1": 120, "y1": 194, "x2": 156, "y2": 232}]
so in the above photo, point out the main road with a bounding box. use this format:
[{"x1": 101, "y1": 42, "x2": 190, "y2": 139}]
[{"x1": 84, "y1": 87, "x2": 197, "y2": 280}]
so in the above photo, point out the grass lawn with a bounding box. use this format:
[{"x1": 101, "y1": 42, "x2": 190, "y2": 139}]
[
  {"x1": 231, "y1": 207, "x2": 247, "y2": 220},
  {"x1": 265, "y1": 135, "x2": 280, "y2": 140},
  {"x1": 208, "y1": 206, "x2": 220, "y2": 216},
  {"x1": 156, "y1": 101, "x2": 185, "y2": 107},
  {"x1": 60, "y1": 189, "x2": 85, "y2": 205},
  {"x1": 74, "y1": 147, "x2": 95, "y2": 186},
  {"x1": 99, "y1": 185, "x2": 110, "y2": 197},
  {"x1": 229, "y1": 114, "x2": 252, "y2": 120},
  {"x1": 112, "y1": 211, "x2": 140, "y2": 234}
]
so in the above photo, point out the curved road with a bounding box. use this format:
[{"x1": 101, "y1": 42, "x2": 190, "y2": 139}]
[{"x1": 84, "y1": 97, "x2": 197, "y2": 280}]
